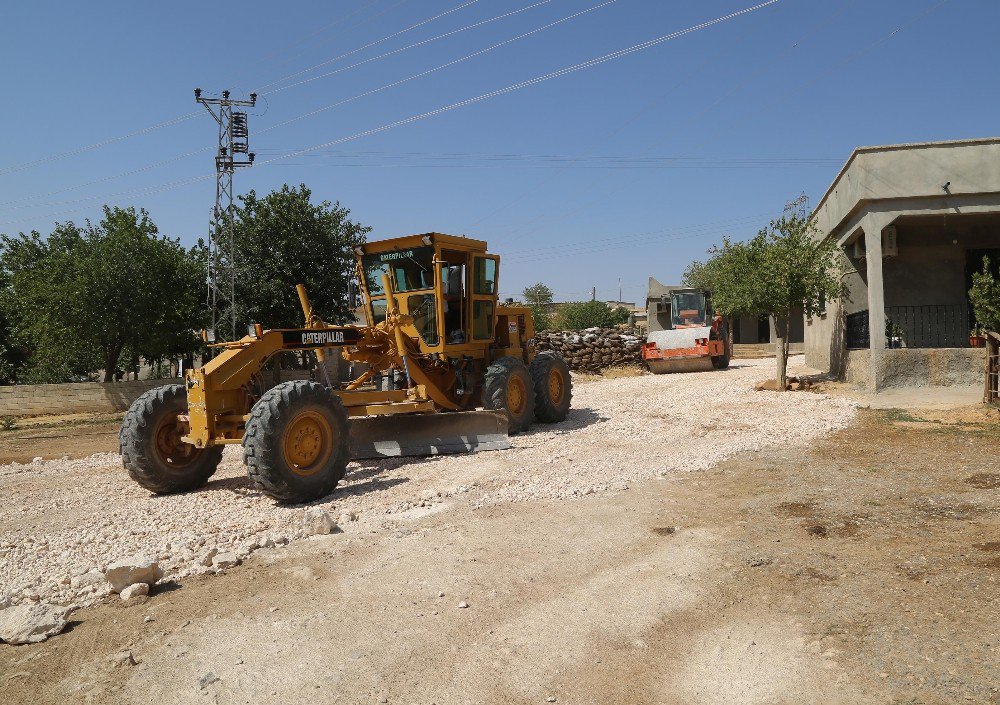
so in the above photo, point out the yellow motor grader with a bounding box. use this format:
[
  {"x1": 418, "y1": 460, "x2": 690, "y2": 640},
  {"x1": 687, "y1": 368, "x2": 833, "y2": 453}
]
[{"x1": 120, "y1": 233, "x2": 572, "y2": 503}]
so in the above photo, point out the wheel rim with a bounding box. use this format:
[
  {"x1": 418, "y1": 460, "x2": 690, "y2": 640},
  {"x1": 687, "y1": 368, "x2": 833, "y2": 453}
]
[
  {"x1": 154, "y1": 415, "x2": 198, "y2": 470},
  {"x1": 547, "y1": 367, "x2": 565, "y2": 405},
  {"x1": 507, "y1": 376, "x2": 527, "y2": 416},
  {"x1": 282, "y1": 410, "x2": 333, "y2": 476}
]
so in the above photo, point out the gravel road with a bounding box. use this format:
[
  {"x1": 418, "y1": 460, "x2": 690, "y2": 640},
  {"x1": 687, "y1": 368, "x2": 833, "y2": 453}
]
[{"x1": 0, "y1": 357, "x2": 855, "y2": 610}]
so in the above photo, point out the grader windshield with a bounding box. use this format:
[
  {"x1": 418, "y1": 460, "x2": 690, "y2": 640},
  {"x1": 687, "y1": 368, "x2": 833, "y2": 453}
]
[{"x1": 361, "y1": 246, "x2": 434, "y2": 294}]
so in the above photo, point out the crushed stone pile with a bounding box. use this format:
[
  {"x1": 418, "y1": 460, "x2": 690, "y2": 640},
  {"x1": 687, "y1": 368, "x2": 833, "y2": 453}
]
[
  {"x1": 0, "y1": 357, "x2": 855, "y2": 612},
  {"x1": 535, "y1": 327, "x2": 644, "y2": 372}
]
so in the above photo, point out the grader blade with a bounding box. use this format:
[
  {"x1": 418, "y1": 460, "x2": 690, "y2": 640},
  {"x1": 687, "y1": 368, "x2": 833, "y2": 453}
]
[{"x1": 348, "y1": 410, "x2": 511, "y2": 459}]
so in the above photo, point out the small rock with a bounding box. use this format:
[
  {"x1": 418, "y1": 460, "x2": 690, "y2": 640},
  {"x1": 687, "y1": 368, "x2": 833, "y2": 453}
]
[
  {"x1": 120, "y1": 583, "x2": 149, "y2": 601},
  {"x1": 437, "y1": 591, "x2": 445, "y2": 598},
  {"x1": 458, "y1": 601, "x2": 469, "y2": 609},
  {"x1": 546, "y1": 698, "x2": 556, "y2": 703},
  {"x1": 105, "y1": 556, "x2": 162, "y2": 593},
  {"x1": 212, "y1": 552, "x2": 240, "y2": 570},
  {"x1": 302, "y1": 507, "x2": 336, "y2": 536},
  {"x1": 0, "y1": 603, "x2": 73, "y2": 645},
  {"x1": 199, "y1": 672, "x2": 220, "y2": 689},
  {"x1": 71, "y1": 570, "x2": 105, "y2": 589},
  {"x1": 110, "y1": 650, "x2": 137, "y2": 666},
  {"x1": 338, "y1": 512, "x2": 357, "y2": 525},
  {"x1": 143, "y1": 615, "x2": 155, "y2": 623},
  {"x1": 200, "y1": 548, "x2": 218, "y2": 567}
]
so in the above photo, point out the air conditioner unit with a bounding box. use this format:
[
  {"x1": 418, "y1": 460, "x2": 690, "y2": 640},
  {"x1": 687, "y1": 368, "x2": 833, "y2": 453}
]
[
  {"x1": 853, "y1": 237, "x2": 866, "y2": 259},
  {"x1": 882, "y1": 225, "x2": 898, "y2": 257}
]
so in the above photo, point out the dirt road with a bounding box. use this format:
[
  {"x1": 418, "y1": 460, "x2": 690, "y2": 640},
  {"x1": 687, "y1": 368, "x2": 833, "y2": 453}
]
[{"x1": 1, "y1": 367, "x2": 998, "y2": 703}]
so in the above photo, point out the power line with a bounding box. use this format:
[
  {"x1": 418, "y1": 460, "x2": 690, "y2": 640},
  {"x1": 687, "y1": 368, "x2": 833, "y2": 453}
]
[
  {"x1": 0, "y1": 113, "x2": 200, "y2": 178},
  {"x1": 0, "y1": 0, "x2": 566, "y2": 211},
  {"x1": 254, "y1": 0, "x2": 621, "y2": 136},
  {"x1": 0, "y1": 0, "x2": 444, "y2": 179},
  {"x1": 254, "y1": 0, "x2": 484, "y2": 93},
  {"x1": 261, "y1": 0, "x2": 557, "y2": 96},
  {"x1": 487, "y1": 0, "x2": 861, "y2": 246},
  {"x1": 0, "y1": 1, "x2": 779, "y2": 223},
  {"x1": 0, "y1": 0, "x2": 604, "y2": 213},
  {"x1": 253, "y1": 1, "x2": 782, "y2": 167}
]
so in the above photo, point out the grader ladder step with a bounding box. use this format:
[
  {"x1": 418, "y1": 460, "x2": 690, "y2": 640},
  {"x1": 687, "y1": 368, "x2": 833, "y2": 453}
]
[{"x1": 348, "y1": 410, "x2": 511, "y2": 459}]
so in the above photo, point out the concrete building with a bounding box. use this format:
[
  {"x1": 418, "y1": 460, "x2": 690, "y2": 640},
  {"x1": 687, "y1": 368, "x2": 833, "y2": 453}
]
[{"x1": 805, "y1": 137, "x2": 997, "y2": 390}]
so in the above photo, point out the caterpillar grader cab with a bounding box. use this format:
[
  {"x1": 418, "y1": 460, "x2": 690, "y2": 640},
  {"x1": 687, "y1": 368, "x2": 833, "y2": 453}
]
[
  {"x1": 120, "y1": 233, "x2": 572, "y2": 503},
  {"x1": 641, "y1": 277, "x2": 730, "y2": 374}
]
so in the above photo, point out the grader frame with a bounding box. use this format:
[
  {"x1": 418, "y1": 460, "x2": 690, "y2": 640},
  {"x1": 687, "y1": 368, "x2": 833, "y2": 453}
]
[{"x1": 121, "y1": 232, "x2": 572, "y2": 503}]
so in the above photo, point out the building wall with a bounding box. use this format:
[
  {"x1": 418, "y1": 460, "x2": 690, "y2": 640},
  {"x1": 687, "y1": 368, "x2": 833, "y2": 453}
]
[
  {"x1": 843, "y1": 348, "x2": 986, "y2": 389},
  {"x1": 734, "y1": 307, "x2": 805, "y2": 345}
]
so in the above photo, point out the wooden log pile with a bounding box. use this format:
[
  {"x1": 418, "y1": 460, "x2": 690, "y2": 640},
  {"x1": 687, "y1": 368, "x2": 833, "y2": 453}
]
[{"x1": 535, "y1": 327, "x2": 645, "y2": 373}]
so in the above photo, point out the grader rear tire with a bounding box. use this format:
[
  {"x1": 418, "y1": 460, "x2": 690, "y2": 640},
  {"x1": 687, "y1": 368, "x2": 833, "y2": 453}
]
[
  {"x1": 529, "y1": 352, "x2": 572, "y2": 423},
  {"x1": 120, "y1": 384, "x2": 223, "y2": 494},
  {"x1": 483, "y1": 356, "x2": 535, "y2": 434},
  {"x1": 243, "y1": 381, "x2": 349, "y2": 503}
]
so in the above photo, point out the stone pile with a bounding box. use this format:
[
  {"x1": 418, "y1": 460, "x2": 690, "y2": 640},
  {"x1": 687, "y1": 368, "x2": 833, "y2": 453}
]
[{"x1": 535, "y1": 327, "x2": 645, "y2": 373}]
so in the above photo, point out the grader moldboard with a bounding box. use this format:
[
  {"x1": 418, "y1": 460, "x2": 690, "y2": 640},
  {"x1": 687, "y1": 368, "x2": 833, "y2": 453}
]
[{"x1": 120, "y1": 233, "x2": 572, "y2": 503}]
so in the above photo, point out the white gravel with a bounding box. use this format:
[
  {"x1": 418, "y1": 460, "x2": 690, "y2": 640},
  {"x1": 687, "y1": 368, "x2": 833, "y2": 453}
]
[{"x1": 0, "y1": 357, "x2": 855, "y2": 610}]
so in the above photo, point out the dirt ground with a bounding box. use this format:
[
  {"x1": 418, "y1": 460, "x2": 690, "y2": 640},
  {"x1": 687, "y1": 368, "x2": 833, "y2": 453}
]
[
  {"x1": 1, "y1": 399, "x2": 997, "y2": 704},
  {"x1": 0, "y1": 413, "x2": 122, "y2": 464}
]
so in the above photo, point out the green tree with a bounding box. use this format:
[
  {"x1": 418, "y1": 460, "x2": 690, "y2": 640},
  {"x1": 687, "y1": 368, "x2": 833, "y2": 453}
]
[
  {"x1": 230, "y1": 184, "x2": 370, "y2": 330},
  {"x1": 522, "y1": 282, "x2": 554, "y2": 306},
  {"x1": 681, "y1": 258, "x2": 719, "y2": 291},
  {"x1": 522, "y1": 282, "x2": 555, "y2": 331},
  {"x1": 557, "y1": 300, "x2": 621, "y2": 330},
  {"x1": 708, "y1": 214, "x2": 841, "y2": 389},
  {"x1": 969, "y1": 256, "x2": 1000, "y2": 333},
  {"x1": 528, "y1": 305, "x2": 552, "y2": 332},
  {"x1": 1, "y1": 206, "x2": 206, "y2": 383}
]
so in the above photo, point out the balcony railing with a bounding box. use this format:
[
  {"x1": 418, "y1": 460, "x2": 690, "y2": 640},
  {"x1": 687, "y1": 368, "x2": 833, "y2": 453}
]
[{"x1": 845, "y1": 305, "x2": 971, "y2": 349}]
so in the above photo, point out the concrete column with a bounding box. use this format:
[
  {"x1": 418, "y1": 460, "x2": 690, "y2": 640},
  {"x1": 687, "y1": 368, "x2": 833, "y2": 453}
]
[
  {"x1": 863, "y1": 216, "x2": 887, "y2": 351},
  {"x1": 861, "y1": 212, "x2": 895, "y2": 390}
]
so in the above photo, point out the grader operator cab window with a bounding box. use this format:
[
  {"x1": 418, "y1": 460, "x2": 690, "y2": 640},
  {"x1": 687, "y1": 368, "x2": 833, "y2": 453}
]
[
  {"x1": 407, "y1": 293, "x2": 439, "y2": 345},
  {"x1": 441, "y1": 259, "x2": 466, "y2": 345},
  {"x1": 474, "y1": 257, "x2": 497, "y2": 294},
  {"x1": 473, "y1": 300, "x2": 494, "y2": 339},
  {"x1": 362, "y1": 246, "x2": 434, "y2": 295},
  {"x1": 671, "y1": 291, "x2": 709, "y2": 328}
]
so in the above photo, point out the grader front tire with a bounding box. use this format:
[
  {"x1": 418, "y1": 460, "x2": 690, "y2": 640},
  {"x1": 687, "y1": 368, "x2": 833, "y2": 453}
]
[
  {"x1": 120, "y1": 384, "x2": 223, "y2": 494},
  {"x1": 529, "y1": 352, "x2": 572, "y2": 423},
  {"x1": 483, "y1": 356, "x2": 535, "y2": 434},
  {"x1": 243, "y1": 381, "x2": 350, "y2": 504}
]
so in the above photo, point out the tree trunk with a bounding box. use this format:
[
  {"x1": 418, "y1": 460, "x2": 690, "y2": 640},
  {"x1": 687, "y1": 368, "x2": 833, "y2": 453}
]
[
  {"x1": 102, "y1": 339, "x2": 125, "y2": 383},
  {"x1": 773, "y1": 314, "x2": 788, "y2": 391}
]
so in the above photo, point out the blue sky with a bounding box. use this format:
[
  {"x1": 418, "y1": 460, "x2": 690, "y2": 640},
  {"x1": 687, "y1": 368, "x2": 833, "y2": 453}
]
[{"x1": 1, "y1": 0, "x2": 995, "y2": 304}]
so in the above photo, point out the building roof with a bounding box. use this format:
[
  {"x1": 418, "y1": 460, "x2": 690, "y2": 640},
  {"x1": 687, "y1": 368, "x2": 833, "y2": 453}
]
[{"x1": 812, "y1": 137, "x2": 1000, "y2": 243}]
